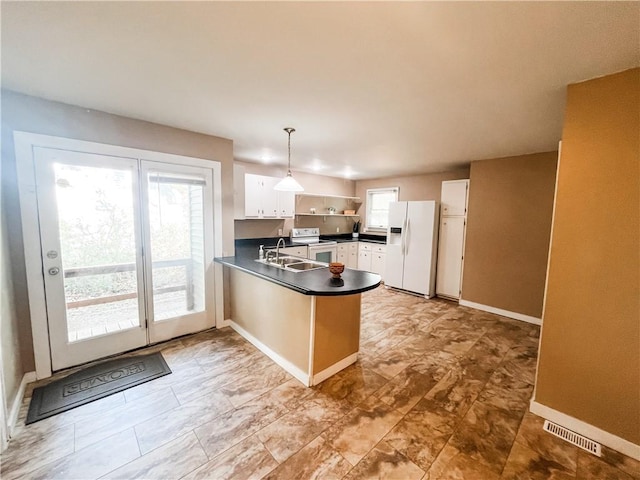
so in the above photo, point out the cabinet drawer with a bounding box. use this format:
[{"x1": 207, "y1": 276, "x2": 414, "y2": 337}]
[
  {"x1": 373, "y1": 245, "x2": 386, "y2": 254},
  {"x1": 358, "y1": 242, "x2": 372, "y2": 252},
  {"x1": 278, "y1": 246, "x2": 308, "y2": 258}
]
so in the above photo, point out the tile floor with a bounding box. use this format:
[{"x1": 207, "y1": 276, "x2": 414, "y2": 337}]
[{"x1": 2, "y1": 287, "x2": 638, "y2": 479}]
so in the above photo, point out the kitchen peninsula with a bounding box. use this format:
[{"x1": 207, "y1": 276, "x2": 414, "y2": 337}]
[{"x1": 215, "y1": 246, "x2": 381, "y2": 386}]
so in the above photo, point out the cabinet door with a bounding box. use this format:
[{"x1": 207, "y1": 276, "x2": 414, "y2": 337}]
[
  {"x1": 358, "y1": 251, "x2": 371, "y2": 271},
  {"x1": 371, "y1": 253, "x2": 385, "y2": 278},
  {"x1": 261, "y1": 176, "x2": 279, "y2": 218},
  {"x1": 337, "y1": 250, "x2": 348, "y2": 264},
  {"x1": 244, "y1": 173, "x2": 264, "y2": 217},
  {"x1": 280, "y1": 246, "x2": 308, "y2": 258},
  {"x1": 233, "y1": 165, "x2": 246, "y2": 220},
  {"x1": 277, "y1": 190, "x2": 295, "y2": 218},
  {"x1": 441, "y1": 180, "x2": 469, "y2": 217},
  {"x1": 436, "y1": 216, "x2": 466, "y2": 299},
  {"x1": 347, "y1": 243, "x2": 358, "y2": 268}
]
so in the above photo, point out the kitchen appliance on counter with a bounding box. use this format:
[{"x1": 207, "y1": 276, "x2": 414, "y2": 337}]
[
  {"x1": 291, "y1": 228, "x2": 337, "y2": 263},
  {"x1": 385, "y1": 201, "x2": 439, "y2": 297}
]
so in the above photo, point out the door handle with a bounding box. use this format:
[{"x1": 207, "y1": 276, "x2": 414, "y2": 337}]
[{"x1": 48, "y1": 267, "x2": 60, "y2": 276}]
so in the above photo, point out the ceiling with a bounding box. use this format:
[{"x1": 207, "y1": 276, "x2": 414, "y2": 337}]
[{"x1": 2, "y1": 2, "x2": 638, "y2": 180}]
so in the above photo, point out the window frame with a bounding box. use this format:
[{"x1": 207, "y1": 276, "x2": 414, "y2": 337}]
[{"x1": 365, "y1": 187, "x2": 399, "y2": 232}]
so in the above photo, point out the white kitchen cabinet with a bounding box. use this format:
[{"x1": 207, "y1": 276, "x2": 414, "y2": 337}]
[
  {"x1": 348, "y1": 242, "x2": 358, "y2": 269},
  {"x1": 278, "y1": 245, "x2": 308, "y2": 258},
  {"x1": 233, "y1": 165, "x2": 246, "y2": 220},
  {"x1": 441, "y1": 180, "x2": 469, "y2": 217},
  {"x1": 337, "y1": 242, "x2": 358, "y2": 268},
  {"x1": 370, "y1": 245, "x2": 386, "y2": 279},
  {"x1": 358, "y1": 242, "x2": 372, "y2": 270},
  {"x1": 278, "y1": 190, "x2": 295, "y2": 218},
  {"x1": 436, "y1": 179, "x2": 469, "y2": 300},
  {"x1": 244, "y1": 173, "x2": 294, "y2": 218},
  {"x1": 357, "y1": 243, "x2": 386, "y2": 278}
]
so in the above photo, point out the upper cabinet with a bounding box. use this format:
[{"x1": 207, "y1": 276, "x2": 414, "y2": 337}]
[
  {"x1": 235, "y1": 168, "x2": 295, "y2": 220},
  {"x1": 441, "y1": 180, "x2": 469, "y2": 217},
  {"x1": 295, "y1": 193, "x2": 361, "y2": 217}
]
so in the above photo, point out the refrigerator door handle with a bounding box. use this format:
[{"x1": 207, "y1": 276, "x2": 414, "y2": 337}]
[
  {"x1": 401, "y1": 218, "x2": 407, "y2": 255},
  {"x1": 406, "y1": 218, "x2": 410, "y2": 255}
]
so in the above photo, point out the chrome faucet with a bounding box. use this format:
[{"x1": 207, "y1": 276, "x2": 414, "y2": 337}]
[{"x1": 275, "y1": 238, "x2": 285, "y2": 264}]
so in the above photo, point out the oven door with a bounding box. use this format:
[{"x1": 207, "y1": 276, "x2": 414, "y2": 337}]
[{"x1": 307, "y1": 245, "x2": 337, "y2": 264}]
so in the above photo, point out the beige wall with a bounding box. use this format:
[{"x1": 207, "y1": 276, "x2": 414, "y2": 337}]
[
  {"x1": 461, "y1": 152, "x2": 557, "y2": 318},
  {"x1": 1, "y1": 141, "x2": 24, "y2": 417},
  {"x1": 1, "y1": 90, "x2": 235, "y2": 374},
  {"x1": 534, "y1": 69, "x2": 639, "y2": 444},
  {"x1": 355, "y1": 169, "x2": 470, "y2": 234},
  {"x1": 234, "y1": 160, "x2": 356, "y2": 239},
  {"x1": 229, "y1": 269, "x2": 311, "y2": 372}
]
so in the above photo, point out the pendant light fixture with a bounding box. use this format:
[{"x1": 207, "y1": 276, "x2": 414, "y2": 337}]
[{"x1": 274, "y1": 127, "x2": 304, "y2": 192}]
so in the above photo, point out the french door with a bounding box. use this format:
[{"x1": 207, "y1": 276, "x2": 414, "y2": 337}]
[{"x1": 34, "y1": 147, "x2": 215, "y2": 371}]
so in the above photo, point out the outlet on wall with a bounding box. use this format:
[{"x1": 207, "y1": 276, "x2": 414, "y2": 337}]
[
  {"x1": 278, "y1": 228, "x2": 283, "y2": 236},
  {"x1": 336, "y1": 227, "x2": 340, "y2": 233}
]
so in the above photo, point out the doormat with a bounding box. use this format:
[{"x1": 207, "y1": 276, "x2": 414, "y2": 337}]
[{"x1": 26, "y1": 352, "x2": 171, "y2": 425}]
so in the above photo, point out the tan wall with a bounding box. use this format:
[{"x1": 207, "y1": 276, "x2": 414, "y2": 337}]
[
  {"x1": 534, "y1": 69, "x2": 640, "y2": 444},
  {"x1": 313, "y1": 294, "x2": 361, "y2": 374},
  {"x1": 355, "y1": 169, "x2": 470, "y2": 235},
  {"x1": 234, "y1": 160, "x2": 356, "y2": 239},
  {"x1": 1, "y1": 90, "x2": 235, "y2": 372},
  {"x1": 461, "y1": 153, "x2": 557, "y2": 318},
  {"x1": 229, "y1": 269, "x2": 311, "y2": 372}
]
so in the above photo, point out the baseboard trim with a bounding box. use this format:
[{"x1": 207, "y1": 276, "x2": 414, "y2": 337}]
[
  {"x1": 8, "y1": 371, "x2": 36, "y2": 436},
  {"x1": 312, "y1": 353, "x2": 358, "y2": 386},
  {"x1": 228, "y1": 321, "x2": 310, "y2": 387},
  {"x1": 530, "y1": 400, "x2": 640, "y2": 461},
  {"x1": 459, "y1": 299, "x2": 542, "y2": 326}
]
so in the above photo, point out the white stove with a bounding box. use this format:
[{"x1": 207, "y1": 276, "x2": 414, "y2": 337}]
[
  {"x1": 290, "y1": 228, "x2": 337, "y2": 246},
  {"x1": 291, "y1": 228, "x2": 337, "y2": 263}
]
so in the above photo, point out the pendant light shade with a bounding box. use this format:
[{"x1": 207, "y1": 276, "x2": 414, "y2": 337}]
[{"x1": 274, "y1": 127, "x2": 304, "y2": 192}]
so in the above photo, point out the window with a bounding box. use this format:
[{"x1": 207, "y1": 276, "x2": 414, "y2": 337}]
[{"x1": 366, "y1": 187, "x2": 399, "y2": 231}]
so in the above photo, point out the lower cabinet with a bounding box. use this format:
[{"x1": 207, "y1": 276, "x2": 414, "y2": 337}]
[
  {"x1": 278, "y1": 246, "x2": 308, "y2": 258},
  {"x1": 337, "y1": 242, "x2": 358, "y2": 269},
  {"x1": 358, "y1": 242, "x2": 386, "y2": 279}
]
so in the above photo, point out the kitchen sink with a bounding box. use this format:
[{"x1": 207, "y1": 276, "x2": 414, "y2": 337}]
[
  {"x1": 256, "y1": 256, "x2": 327, "y2": 272},
  {"x1": 284, "y1": 262, "x2": 326, "y2": 271}
]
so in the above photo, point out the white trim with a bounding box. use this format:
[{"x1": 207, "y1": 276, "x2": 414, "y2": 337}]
[
  {"x1": 14, "y1": 131, "x2": 225, "y2": 378},
  {"x1": 0, "y1": 366, "x2": 7, "y2": 452},
  {"x1": 8, "y1": 372, "x2": 36, "y2": 436},
  {"x1": 531, "y1": 143, "x2": 562, "y2": 401},
  {"x1": 312, "y1": 353, "x2": 358, "y2": 386},
  {"x1": 459, "y1": 299, "x2": 541, "y2": 326},
  {"x1": 530, "y1": 400, "x2": 640, "y2": 461},
  {"x1": 228, "y1": 320, "x2": 310, "y2": 387}
]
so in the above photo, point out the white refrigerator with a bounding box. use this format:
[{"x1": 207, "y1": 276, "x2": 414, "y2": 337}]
[{"x1": 385, "y1": 201, "x2": 439, "y2": 297}]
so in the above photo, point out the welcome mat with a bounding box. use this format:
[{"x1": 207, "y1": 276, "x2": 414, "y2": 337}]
[{"x1": 26, "y1": 352, "x2": 171, "y2": 425}]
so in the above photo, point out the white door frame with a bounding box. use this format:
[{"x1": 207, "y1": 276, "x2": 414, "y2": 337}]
[{"x1": 14, "y1": 132, "x2": 224, "y2": 379}]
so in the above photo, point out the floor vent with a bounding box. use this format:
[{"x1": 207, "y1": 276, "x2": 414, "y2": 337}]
[{"x1": 543, "y1": 420, "x2": 602, "y2": 456}]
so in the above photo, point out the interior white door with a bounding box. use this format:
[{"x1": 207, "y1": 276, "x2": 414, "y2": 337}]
[
  {"x1": 436, "y1": 216, "x2": 466, "y2": 299},
  {"x1": 34, "y1": 147, "x2": 148, "y2": 371},
  {"x1": 141, "y1": 161, "x2": 215, "y2": 343}
]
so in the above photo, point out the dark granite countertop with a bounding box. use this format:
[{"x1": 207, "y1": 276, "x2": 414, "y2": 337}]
[{"x1": 215, "y1": 246, "x2": 381, "y2": 296}]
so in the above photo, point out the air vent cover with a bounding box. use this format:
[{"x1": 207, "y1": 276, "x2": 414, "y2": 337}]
[{"x1": 543, "y1": 420, "x2": 602, "y2": 456}]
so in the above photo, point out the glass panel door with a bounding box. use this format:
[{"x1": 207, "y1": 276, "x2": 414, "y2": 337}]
[
  {"x1": 34, "y1": 147, "x2": 147, "y2": 371},
  {"x1": 142, "y1": 161, "x2": 215, "y2": 343}
]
